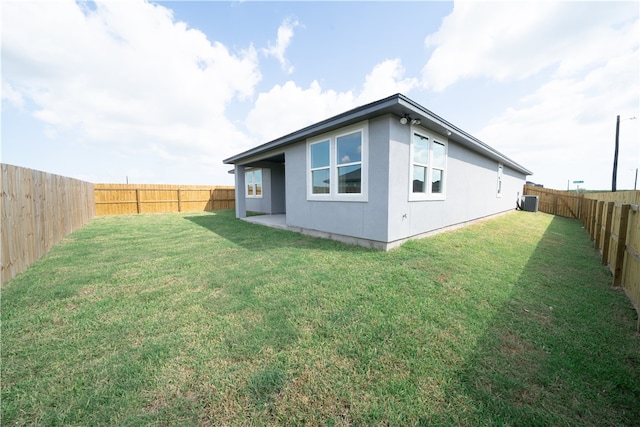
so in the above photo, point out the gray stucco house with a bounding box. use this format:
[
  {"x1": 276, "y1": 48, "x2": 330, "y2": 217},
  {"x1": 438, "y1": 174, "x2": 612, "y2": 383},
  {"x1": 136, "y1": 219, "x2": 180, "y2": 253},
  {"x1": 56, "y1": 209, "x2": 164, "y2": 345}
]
[{"x1": 223, "y1": 94, "x2": 531, "y2": 250}]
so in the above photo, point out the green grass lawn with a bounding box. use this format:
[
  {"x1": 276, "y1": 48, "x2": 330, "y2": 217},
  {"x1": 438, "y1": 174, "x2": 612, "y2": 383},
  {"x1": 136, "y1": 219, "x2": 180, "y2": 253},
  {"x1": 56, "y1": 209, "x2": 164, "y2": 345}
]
[{"x1": 2, "y1": 210, "x2": 639, "y2": 426}]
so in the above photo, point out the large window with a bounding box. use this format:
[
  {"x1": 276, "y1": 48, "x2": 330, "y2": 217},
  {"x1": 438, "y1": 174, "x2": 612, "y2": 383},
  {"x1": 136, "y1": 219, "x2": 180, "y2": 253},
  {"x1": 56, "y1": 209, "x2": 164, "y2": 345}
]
[
  {"x1": 307, "y1": 122, "x2": 368, "y2": 201},
  {"x1": 245, "y1": 169, "x2": 262, "y2": 198},
  {"x1": 410, "y1": 130, "x2": 447, "y2": 200}
]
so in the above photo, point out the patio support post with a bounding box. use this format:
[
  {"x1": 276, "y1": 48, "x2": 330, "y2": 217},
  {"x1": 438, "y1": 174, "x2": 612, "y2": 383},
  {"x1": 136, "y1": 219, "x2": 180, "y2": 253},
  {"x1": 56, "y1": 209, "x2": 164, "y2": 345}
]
[{"x1": 235, "y1": 165, "x2": 247, "y2": 219}]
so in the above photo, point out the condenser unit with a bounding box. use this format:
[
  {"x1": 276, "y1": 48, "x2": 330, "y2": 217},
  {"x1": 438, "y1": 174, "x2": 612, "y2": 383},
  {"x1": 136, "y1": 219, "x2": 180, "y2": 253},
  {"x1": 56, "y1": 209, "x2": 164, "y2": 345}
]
[{"x1": 522, "y1": 195, "x2": 539, "y2": 213}]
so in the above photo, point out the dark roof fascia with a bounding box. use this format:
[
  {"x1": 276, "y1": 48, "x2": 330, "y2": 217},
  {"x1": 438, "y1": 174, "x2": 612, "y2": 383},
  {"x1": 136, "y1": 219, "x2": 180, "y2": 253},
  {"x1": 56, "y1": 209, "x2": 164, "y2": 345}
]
[
  {"x1": 397, "y1": 95, "x2": 533, "y2": 175},
  {"x1": 223, "y1": 93, "x2": 532, "y2": 176},
  {"x1": 222, "y1": 94, "x2": 401, "y2": 165}
]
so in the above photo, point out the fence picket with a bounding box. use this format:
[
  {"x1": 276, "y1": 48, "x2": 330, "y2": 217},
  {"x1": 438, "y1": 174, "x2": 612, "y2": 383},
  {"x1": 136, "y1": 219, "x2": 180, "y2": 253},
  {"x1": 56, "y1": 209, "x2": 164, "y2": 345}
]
[
  {"x1": 94, "y1": 184, "x2": 235, "y2": 216},
  {"x1": 523, "y1": 185, "x2": 640, "y2": 330},
  {"x1": 1, "y1": 164, "x2": 95, "y2": 284}
]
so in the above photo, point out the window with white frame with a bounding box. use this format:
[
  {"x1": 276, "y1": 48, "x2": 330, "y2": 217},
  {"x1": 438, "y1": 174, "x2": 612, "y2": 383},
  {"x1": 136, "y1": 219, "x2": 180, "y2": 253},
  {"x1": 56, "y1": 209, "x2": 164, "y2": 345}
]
[
  {"x1": 307, "y1": 123, "x2": 368, "y2": 201},
  {"x1": 337, "y1": 132, "x2": 362, "y2": 194},
  {"x1": 245, "y1": 169, "x2": 262, "y2": 198},
  {"x1": 497, "y1": 163, "x2": 503, "y2": 197},
  {"x1": 310, "y1": 140, "x2": 330, "y2": 194},
  {"x1": 410, "y1": 130, "x2": 447, "y2": 200}
]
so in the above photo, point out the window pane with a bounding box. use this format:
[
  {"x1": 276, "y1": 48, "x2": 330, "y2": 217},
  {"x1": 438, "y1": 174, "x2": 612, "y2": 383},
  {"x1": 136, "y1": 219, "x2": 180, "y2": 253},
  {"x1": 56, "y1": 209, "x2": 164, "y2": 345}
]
[
  {"x1": 432, "y1": 141, "x2": 446, "y2": 169},
  {"x1": 413, "y1": 133, "x2": 429, "y2": 165},
  {"x1": 311, "y1": 140, "x2": 330, "y2": 168},
  {"x1": 337, "y1": 132, "x2": 362, "y2": 165},
  {"x1": 255, "y1": 184, "x2": 262, "y2": 196},
  {"x1": 254, "y1": 169, "x2": 262, "y2": 185},
  {"x1": 245, "y1": 171, "x2": 254, "y2": 185},
  {"x1": 312, "y1": 168, "x2": 330, "y2": 194},
  {"x1": 413, "y1": 165, "x2": 426, "y2": 193},
  {"x1": 432, "y1": 169, "x2": 443, "y2": 193},
  {"x1": 338, "y1": 165, "x2": 361, "y2": 193},
  {"x1": 247, "y1": 184, "x2": 254, "y2": 196}
]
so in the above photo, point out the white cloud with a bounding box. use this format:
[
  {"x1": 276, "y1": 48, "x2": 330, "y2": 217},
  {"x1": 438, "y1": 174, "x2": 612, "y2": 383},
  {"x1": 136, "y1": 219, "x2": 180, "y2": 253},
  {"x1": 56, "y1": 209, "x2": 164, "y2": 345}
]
[
  {"x1": 245, "y1": 81, "x2": 356, "y2": 142},
  {"x1": 421, "y1": 2, "x2": 637, "y2": 92},
  {"x1": 421, "y1": 1, "x2": 639, "y2": 190},
  {"x1": 1, "y1": 82, "x2": 25, "y2": 109},
  {"x1": 263, "y1": 18, "x2": 300, "y2": 74},
  {"x1": 477, "y1": 46, "x2": 639, "y2": 190},
  {"x1": 246, "y1": 58, "x2": 417, "y2": 142},
  {"x1": 1, "y1": 0, "x2": 261, "y2": 183},
  {"x1": 358, "y1": 59, "x2": 418, "y2": 105}
]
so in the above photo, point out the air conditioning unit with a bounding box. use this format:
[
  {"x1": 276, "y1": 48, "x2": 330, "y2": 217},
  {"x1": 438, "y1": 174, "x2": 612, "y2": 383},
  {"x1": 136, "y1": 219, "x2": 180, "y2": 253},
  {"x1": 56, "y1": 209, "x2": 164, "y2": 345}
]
[{"x1": 522, "y1": 195, "x2": 539, "y2": 213}]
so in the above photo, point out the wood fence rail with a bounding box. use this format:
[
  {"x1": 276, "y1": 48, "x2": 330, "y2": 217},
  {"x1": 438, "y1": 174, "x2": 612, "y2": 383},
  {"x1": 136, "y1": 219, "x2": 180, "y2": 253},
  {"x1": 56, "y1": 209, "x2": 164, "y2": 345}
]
[
  {"x1": 94, "y1": 184, "x2": 235, "y2": 216},
  {"x1": 1, "y1": 164, "x2": 95, "y2": 284},
  {"x1": 524, "y1": 185, "x2": 640, "y2": 329}
]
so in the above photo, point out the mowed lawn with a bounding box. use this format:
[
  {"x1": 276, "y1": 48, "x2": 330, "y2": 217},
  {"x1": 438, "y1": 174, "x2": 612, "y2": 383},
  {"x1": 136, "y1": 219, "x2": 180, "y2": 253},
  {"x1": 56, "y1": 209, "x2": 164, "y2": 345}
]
[{"x1": 2, "y1": 210, "x2": 639, "y2": 426}]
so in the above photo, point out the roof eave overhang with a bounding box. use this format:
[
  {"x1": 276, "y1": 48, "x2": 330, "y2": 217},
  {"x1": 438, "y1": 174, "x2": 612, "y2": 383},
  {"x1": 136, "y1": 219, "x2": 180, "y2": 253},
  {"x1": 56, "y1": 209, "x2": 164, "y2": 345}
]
[
  {"x1": 397, "y1": 96, "x2": 533, "y2": 176},
  {"x1": 223, "y1": 93, "x2": 532, "y2": 176},
  {"x1": 222, "y1": 95, "x2": 401, "y2": 165}
]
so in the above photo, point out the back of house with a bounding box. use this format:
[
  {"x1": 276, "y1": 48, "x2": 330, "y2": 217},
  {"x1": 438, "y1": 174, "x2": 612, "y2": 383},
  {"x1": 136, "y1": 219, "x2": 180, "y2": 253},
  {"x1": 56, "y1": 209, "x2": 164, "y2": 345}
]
[{"x1": 224, "y1": 93, "x2": 531, "y2": 250}]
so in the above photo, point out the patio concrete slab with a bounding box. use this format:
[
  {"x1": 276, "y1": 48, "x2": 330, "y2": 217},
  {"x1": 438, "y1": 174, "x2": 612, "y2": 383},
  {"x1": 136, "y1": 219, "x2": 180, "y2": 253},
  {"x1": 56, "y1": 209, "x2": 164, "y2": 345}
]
[{"x1": 241, "y1": 214, "x2": 288, "y2": 230}]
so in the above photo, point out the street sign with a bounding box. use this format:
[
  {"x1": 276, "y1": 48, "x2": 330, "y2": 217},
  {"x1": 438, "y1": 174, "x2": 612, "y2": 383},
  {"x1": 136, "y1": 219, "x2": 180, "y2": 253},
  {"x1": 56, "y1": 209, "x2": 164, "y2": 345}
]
[{"x1": 573, "y1": 180, "x2": 584, "y2": 184}]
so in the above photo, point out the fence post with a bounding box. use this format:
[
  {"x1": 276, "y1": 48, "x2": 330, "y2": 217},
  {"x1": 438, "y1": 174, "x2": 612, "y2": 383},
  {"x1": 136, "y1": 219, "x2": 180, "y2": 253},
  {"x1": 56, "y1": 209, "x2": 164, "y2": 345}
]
[
  {"x1": 589, "y1": 199, "x2": 596, "y2": 233},
  {"x1": 583, "y1": 198, "x2": 590, "y2": 230},
  {"x1": 594, "y1": 201, "x2": 604, "y2": 246},
  {"x1": 612, "y1": 204, "x2": 630, "y2": 286},
  {"x1": 177, "y1": 189, "x2": 182, "y2": 212},
  {"x1": 601, "y1": 202, "x2": 614, "y2": 265},
  {"x1": 135, "y1": 189, "x2": 141, "y2": 214},
  {"x1": 589, "y1": 200, "x2": 600, "y2": 240},
  {"x1": 577, "y1": 196, "x2": 582, "y2": 222}
]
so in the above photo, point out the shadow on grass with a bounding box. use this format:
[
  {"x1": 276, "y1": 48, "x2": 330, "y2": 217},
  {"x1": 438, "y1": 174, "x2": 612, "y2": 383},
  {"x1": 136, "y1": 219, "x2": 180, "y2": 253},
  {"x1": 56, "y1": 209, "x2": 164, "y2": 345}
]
[
  {"x1": 184, "y1": 210, "x2": 372, "y2": 253},
  {"x1": 426, "y1": 215, "x2": 640, "y2": 425}
]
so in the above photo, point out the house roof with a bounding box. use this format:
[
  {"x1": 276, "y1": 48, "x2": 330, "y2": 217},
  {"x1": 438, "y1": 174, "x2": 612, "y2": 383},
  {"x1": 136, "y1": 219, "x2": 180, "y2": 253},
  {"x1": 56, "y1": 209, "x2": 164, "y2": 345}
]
[{"x1": 223, "y1": 93, "x2": 532, "y2": 175}]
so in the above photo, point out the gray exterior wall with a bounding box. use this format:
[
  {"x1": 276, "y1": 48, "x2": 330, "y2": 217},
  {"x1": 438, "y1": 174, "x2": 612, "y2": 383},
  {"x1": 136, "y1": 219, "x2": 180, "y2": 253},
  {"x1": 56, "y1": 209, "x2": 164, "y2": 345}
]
[
  {"x1": 270, "y1": 164, "x2": 286, "y2": 214},
  {"x1": 284, "y1": 117, "x2": 390, "y2": 242},
  {"x1": 237, "y1": 114, "x2": 527, "y2": 247},
  {"x1": 386, "y1": 118, "x2": 525, "y2": 244},
  {"x1": 245, "y1": 168, "x2": 270, "y2": 213},
  {"x1": 244, "y1": 165, "x2": 286, "y2": 214}
]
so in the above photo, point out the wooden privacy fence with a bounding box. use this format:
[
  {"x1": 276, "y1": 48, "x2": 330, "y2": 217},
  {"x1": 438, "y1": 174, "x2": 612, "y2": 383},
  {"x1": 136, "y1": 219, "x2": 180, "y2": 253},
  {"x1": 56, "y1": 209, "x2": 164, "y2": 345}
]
[
  {"x1": 525, "y1": 185, "x2": 640, "y2": 329},
  {"x1": 582, "y1": 192, "x2": 640, "y2": 330},
  {"x1": 1, "y1": 164, "x2": 95, "y2": 284},
  {"x1": 522, "y1": 185, "x2": 583, "y2": 218},
  {"x1": 94, "y1": 184, "x2": 235, "y2": 216}
]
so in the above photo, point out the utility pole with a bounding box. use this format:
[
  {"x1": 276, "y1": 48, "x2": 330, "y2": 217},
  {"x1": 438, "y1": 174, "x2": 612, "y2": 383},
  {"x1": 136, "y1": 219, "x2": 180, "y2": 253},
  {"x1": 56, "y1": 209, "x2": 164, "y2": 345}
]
[{"x1": 612, "y1": 115, "x2": 620, "y2": 192}]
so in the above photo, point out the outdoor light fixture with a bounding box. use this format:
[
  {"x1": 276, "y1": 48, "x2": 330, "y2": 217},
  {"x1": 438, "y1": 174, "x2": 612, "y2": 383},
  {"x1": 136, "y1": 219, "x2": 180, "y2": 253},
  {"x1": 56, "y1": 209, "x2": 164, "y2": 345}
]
[
  {"x1": 400, "y1": 114, "x2": 420, "y2": 125},
  {"x1": 446, "y1": 130, "x2": 452, "y2": 136}
]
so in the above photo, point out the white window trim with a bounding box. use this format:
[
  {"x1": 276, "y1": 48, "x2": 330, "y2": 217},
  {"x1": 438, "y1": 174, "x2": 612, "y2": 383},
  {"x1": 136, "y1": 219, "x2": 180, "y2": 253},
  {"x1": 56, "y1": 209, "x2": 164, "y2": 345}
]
[
  {"x1": 497, "y1": 163, "x2": 504, "y2": 198},
  {"x1": 409, "y1": 127, "x2": 448, "y2": 201},
  {"x1": 245, "y1": 168, "x2": 263, "y2": 198},
  {"x1": 306, "y1": 121, "x2": 369, "y2": 202}
]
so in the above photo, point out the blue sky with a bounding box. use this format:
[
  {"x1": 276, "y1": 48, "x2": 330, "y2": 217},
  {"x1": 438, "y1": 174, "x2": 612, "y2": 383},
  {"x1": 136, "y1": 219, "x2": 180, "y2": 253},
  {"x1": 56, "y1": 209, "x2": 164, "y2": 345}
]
[{"x1": 2, "y1": 1, "x2": 639, "y2": 190}]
